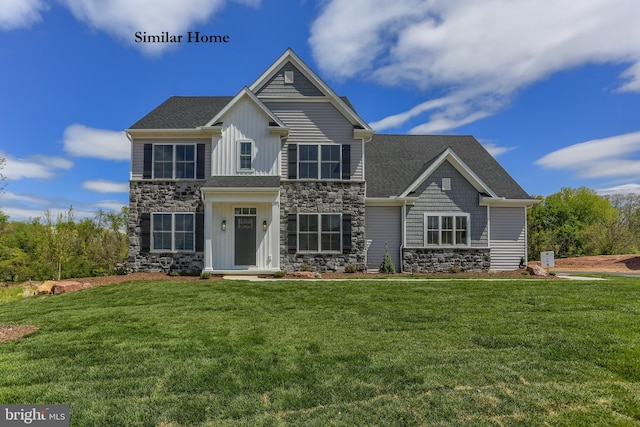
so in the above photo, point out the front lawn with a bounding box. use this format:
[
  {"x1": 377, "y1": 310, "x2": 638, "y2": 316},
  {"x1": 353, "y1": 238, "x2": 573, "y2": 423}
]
[{"x1": 1, "y1": 278, "x2": 639, "y2": 426}]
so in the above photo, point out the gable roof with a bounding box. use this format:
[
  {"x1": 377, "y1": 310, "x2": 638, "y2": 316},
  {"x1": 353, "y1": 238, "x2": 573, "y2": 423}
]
[
  {"x1": 203, "y1": 87, "x2": 287, "y2": 129},
  {"x1": 249, "y1": 48, "x2": 373, "y2": 134},
  {"x1": 129, "y1": 96, "x2": 233, "y2": 129},
  {"x1": 366, "y1": 134, "x2": 531, "y2": 200}
]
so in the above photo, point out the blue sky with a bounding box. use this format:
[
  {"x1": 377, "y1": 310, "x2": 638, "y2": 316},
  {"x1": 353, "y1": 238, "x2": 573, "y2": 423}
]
[{"x1": 1, "y1": 0, "x2": 640, "y2": 222}]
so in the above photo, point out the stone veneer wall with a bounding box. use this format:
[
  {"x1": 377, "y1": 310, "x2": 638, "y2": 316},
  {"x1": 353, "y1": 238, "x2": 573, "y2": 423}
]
[
  {"x1": 128, "y1": 181, "x2": 204, "y2": 274},
  {"x1": 403, "y1": 248, "x2": 491, "y2": 273},
  {"x1": 280, "y1": 181, "x2": 366, "y2": 273}
]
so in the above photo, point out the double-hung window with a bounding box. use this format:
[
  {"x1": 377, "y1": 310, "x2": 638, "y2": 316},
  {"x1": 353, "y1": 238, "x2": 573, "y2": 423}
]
[
  {"x1": 152, "y1": 144, "x2": 196, "y2": 179},
  {"x1": 238, "y1": 140, "x2": 253, "y2": 171},
  {"x1": 152, "y1": 213, "x2": 195, "y2": 252},
  {"x1": 298, "y1": 144, "x2": 341, "y2": 179},
  {"x1": 298, "y1": 213, "x2": 342, "y2": 252},
  {"x1": 425, "y1": 213, "x2": 469, "y2": 246}
]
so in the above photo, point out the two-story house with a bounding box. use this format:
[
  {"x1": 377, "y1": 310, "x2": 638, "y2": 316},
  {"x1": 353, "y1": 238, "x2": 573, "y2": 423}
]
[{"x1": 126, "y1": 49, "x2": 538, "y2": 275}]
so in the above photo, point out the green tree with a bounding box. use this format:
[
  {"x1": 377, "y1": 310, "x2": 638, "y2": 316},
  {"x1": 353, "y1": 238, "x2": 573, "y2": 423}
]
[
  {"x1": 528, "y1": 187, "x2": 619, "y2": 259},
  {"x1": 37, "y1": 207, "x2": 78, "y2": 280}
]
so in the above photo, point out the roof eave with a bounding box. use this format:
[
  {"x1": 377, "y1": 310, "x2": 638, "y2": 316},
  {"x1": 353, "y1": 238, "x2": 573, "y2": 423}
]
[
  {"x1": 479, "y1": 197, "x2": 541, "y2": 207},
  {"x1": 125, "y1": 128, "x2": 206, "y2": 139}
]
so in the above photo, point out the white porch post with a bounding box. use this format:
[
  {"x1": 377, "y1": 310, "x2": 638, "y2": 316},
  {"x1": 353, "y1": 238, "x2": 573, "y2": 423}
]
[{"x1": 203, "y1": 200, "x2": 214, "y2": 272}]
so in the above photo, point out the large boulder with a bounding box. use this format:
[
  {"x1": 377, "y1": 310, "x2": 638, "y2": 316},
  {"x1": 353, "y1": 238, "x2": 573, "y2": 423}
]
[
  {"x1": 52, "y1": 281, "x2": 87, "y2": 294},
  {"x1": 527, "y1": 265, "x2": 549, "y2": 276},
  {"x1": 292, "y1": 271, "x2": 316, "y2": 279},
  {"x1": 36, "y1": 281, "x2": 57, "y2": 295}
]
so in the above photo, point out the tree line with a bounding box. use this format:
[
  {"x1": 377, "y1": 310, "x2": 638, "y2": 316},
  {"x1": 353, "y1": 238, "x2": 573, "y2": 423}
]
[
  {"x1": 0, "y1": 207, "x2": 129, "y2": 282},
  {"x1": 528, "y1": 187, "x2": 640, "y2": 260}
]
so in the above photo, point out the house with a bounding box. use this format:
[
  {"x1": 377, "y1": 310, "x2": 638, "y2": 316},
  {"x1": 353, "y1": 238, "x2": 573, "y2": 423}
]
[{"x1": 126, "y1": 49, "x2": 538, "y2": 275}]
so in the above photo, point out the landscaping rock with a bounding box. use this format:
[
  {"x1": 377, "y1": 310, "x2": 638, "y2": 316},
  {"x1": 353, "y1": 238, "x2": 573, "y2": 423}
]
[
  {"x1": 52, "y1": 281, "x2": 87, "y2": 294},
  {"x1": 527, "y1": 265, "x2": 549, "y2": 276},
  {"x1": 36, "y1": 281, "x2": 57, "y2": 295},
  {"x1": 292, "y1": 271, "x2": 315, "y2": 279}
]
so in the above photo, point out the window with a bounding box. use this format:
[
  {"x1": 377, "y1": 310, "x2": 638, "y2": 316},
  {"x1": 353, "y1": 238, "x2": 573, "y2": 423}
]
[
  {"x1": 238, "y1": 141, "x2": 253, "y2": 171},
  {"x1": 298, "y1": 213, "x2": 341, "y2": 252},
  {"x1": 152, "y1": 213, "x2": 195, "y2": 251},
  {"x1": 298, "y1": 144, "x2": 341, "y2": 179},
  {"x1": 424, "y1": 214, "x2": 469, "y2": 246},
  {"x1": 153, "y1": 144, "x2": 195, "y2": 179},
  {"x1": 299, "y1": 145, "x2": 318, "y2": 179}
]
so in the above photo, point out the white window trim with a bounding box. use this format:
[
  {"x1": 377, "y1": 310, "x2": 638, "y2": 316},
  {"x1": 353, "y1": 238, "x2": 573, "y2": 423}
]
[
  {"x1": 297, "y1": 213, "x2": 342, "y2": 254},
  {"x1": 152, "y1": 143, "x2": 197, "y2": 180},
  {"x1": 297, "y1": 143, "x2": 341, "y2": 180},
  {"x1": 236, "y1": 140, "x2": 255, "y2": 173},
  {"x1": 424, "y1": 212, "x2": 470, "y2": 247},
  {"x1": 151, "y1": 212, "x2": 196, "y2": 253}
]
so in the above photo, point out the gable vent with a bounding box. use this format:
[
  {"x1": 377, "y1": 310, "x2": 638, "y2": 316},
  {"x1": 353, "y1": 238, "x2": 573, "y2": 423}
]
[
  {"x1": 442, "y1": 178, "x2": 451, "y2": 191},
  {"x1": 284, "y1": 70, "x2": 294, "y2": 84}
]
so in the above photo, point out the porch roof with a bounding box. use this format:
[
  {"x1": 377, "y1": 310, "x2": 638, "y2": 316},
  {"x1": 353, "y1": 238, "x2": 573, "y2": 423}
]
[{"x1": 203, "y1": 176, "x2": 281, "y2": 189}]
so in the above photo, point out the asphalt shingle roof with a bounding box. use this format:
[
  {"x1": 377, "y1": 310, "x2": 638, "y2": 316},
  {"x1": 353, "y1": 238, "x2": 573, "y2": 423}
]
[
  {"x1": 204, "y1": 176, "x2": 281, "y2": 188},
  {"x1": 129, "y1": 96, "x2": 234, "y2": 129},
  {"x1": 366, "y1": 134, "x2": 531, "y2": 199}
]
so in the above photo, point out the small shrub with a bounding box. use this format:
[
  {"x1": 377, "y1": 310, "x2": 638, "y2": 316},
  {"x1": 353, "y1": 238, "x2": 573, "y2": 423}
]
[
  {"x1": 114, "y1": 262, "x2": 131, "y2": 276},
  {"x1": 344, "y1": 263, "x2": 358, "y2": 273},
  {"x1": 519, "y1": 257, "x2": 526, "y2": 269},
  {"x1": 301, "y1": 263, "x2": 313, "y2": 272},
  {"x1": 200, "y1": 272, "x2": 212, "y2": 280},
  {"x1": 92, "y1": 267, "x2": 108, "y2": 277},
  {"x1": 379, "y1": 251, "x2": 396, "y2": 274},
  {"x1": 549, "y1": 271, "x2": 557, "y2": 276},
  {"x1": 449, "y1": 264, "x2": 461, "y2": 274},
  {"x1": 521, "y1": 270, "x2": 530, "y2": 275},
  {"x1": 273, "y1": 271, "x2": 285, "y2": 278},
  {"x1": 314, "y1": 273, "x2": 322, "y2": 279},
  {"x1": 168, "y1": 271, "x2": 180, "y2": 277}
]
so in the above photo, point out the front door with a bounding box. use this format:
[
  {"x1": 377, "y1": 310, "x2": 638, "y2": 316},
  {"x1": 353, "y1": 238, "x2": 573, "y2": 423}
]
[{"x1": 235, "y1": 214, "x2": 256, "y2": 265}]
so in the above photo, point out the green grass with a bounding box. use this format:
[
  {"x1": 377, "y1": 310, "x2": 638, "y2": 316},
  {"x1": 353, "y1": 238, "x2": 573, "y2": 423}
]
[
  {"x1": 1, "y1": 277, "x2": 639, "y2": 426},
  {"x1": 0, "y1": 285, "x2": 31, "y2": 303}
]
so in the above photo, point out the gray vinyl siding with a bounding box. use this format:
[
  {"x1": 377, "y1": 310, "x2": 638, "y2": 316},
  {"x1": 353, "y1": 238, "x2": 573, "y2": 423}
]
[
  {"x1": 255, "y1": 62, "x2": 325, "y2": 97},
  {"x1": 267, "y1": 101, "x2": 364, "y2": 181},
  {"x1": 365, "y1": 206, "x2": 402, "y2": 270},
  {"x1": 405, "y1": 161, "x2": 488, "y2": 247},
  {"x1": 130, "y1": 139, "x2": 211, "y2": 180},
  {"x1": 490, "y1": 206, "x2": 527, "y2": 271}
]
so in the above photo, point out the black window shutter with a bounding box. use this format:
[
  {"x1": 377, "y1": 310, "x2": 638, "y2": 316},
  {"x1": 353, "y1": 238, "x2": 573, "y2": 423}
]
[
  {"x1": 195, "y1": 212, "x2": 204, "y2": 252},
  {"x1": 143, "y1": 144, "x2": 153, "y2": 179},
  {"x1": 341, "y1": 144, "x2": 351, "y2": 180},
  {"x1": 287, "y1": 144, "x2": 297, "y2": 179},
  {"x1": 287, "y1": 214, "x2": 297, "y2": 254},
  {"x1": 196, "y1": 144, "x2": 205, "y2": 179},
  {"x1": 342, "y1": 214, "x2": 352, "y2": 254},
  {"x1": 141, "y1": 213, "x2": 151, "y2": 252}
]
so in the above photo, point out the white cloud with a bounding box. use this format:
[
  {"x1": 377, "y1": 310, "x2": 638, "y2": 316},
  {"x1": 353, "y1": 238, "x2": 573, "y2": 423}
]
[
  {"x1": 535, "y1": 131, "x2": 640, "y2": 179},
  {"x1": 82, "y1": 179, "x2": 128, "y2": 193},
  {"x1": 596, "y1": 184, "x2": 640, "y2": 196},
  {"x1": 1, "y1": 191, "x2": 48, "y2": 206},
  {"x1": 61, "y1": 0, "x2": 259, "y2": 55},
  {"x1": 0, "y1": 0, "x2": 47, "y2": 30},
  {"x1": 310, "y1": 0, "x2": 640, "y2": 132},
  {"x1": 0, "y1": 150, "x2": 73, "y2": 180},
  {"x1": 481, "y1": 143, "x2": 515, "y2": 158},
  {"x1": 62, "y1": 123, "x2": 130, "y2": 161}
]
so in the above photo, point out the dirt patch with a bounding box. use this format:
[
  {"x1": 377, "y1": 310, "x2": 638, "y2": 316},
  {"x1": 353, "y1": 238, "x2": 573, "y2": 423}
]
[
  {"x1": 531, "y1": 254, "x2": 640, "y2": 273},
  {"x1": 0, "y1": 324, "x2": 39, "y2": 343}
]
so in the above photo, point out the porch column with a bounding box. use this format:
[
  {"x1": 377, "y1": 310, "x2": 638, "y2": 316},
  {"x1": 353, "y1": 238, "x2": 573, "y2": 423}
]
[{"x1": 203, "y1": 200, "x2": 214, "y2": 273}]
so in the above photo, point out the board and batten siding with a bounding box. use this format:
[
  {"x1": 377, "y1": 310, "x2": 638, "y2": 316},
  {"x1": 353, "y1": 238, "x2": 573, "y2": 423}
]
[
  {"x1": 212, "y1": 100, "x2": 282, "y2": 176},
  {"x1": 131, "y1": 139, "x2": 211, "y2": 180},
  {"x1": 405, "y1": 161, "x2": 488, "y2": 247},
  {"x1": 365, "y1": 206, "x2": 402, "y2": 271},
  {"x1": 489, "y1": 206, "x2": 527, "y2": 271},
  {"x1": 266, "y1": 101, "x2": 364, "y2": 181}
]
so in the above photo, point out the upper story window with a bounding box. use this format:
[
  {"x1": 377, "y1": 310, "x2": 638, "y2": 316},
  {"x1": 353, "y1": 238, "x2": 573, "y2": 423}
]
[
  {"x1": 425, "y1": 213, "x2": 469, "y2": 246},
  {"x1": 298, "y1": 213, "x2": 342, "y2": 253},
  {"x1": 143, "y1": 143, "x2": 205, "y2": 180},
  {"x1": 289, "y1": 144, "x2": 350, "y2": 180},
  {"x1": 238, "y1": 140, "x2": 254, "y2": 171}
]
